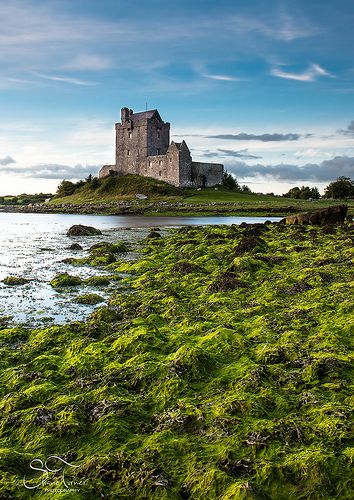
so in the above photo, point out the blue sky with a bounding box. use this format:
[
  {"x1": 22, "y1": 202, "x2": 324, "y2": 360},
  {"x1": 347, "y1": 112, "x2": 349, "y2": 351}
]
[{"x1": 0, "y1": 0, "x2": 353, "y2": 195}]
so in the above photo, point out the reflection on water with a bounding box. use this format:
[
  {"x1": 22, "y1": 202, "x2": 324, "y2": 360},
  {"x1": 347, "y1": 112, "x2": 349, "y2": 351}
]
[{"x1": 0, "y1": 213, "x2": 281, "y2": 326}]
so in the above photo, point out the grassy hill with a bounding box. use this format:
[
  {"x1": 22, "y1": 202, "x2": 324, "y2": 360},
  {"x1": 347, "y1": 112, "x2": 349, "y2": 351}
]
[
  {"x1": 51, "y1": 175, "x2": 183, "y2": 204},
  {"x1": 0, "y1": 222, "x2": 353, "y2": 498}
]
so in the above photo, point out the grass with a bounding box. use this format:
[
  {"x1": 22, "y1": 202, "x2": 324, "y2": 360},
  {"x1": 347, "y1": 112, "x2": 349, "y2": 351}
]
[
  {"x1": 48, "y1": 175, "x2": 354, "y2": 217},
  {"x1": 0, "y1": 221, "x2": 353, "y2": 498}
]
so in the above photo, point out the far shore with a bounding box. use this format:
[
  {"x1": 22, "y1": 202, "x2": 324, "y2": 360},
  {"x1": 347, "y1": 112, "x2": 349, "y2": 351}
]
[{"x1": 1, "y1": 198, "x2": 352, "y2": 218}]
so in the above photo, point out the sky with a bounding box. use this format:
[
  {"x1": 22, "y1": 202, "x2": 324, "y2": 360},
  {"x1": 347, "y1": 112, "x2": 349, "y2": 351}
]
[{"x1": 0, "y1": 0, "x2": 354, "y2": 195}]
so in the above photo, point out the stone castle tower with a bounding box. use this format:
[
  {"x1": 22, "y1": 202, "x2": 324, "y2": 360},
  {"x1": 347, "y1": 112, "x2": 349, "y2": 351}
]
[{"x1": 99, "y1": 107, "x2": 223, "y2": 187}]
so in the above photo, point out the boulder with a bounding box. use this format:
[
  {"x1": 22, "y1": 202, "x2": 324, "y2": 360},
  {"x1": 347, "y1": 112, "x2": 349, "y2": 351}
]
[
  {"x1": 68, "y1": 243, "x2": 83, "y2": 250},
  {"x1": 282, "y1": 205, "x2": 347, "y2": 226},
  {"x1": 67, "y1": 224, "x2": 102, "y2": 236}
]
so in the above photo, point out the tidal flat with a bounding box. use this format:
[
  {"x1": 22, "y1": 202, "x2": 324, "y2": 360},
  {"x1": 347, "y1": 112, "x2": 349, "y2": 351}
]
[{"x1": 0, "y1": 221, "x2": 353, "y2": 499}]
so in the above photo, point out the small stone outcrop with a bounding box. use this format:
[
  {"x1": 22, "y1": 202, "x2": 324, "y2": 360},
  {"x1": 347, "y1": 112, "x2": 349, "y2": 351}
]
[
  {"x1": 68, "y1": 243, "x2": 83, "y2": 250},
  {"x1": 282, "y1": 205, "x2": 348, "y2": 225},
  {"x1": 67, "y1": 225, "x2": 102, "y2": 236}
]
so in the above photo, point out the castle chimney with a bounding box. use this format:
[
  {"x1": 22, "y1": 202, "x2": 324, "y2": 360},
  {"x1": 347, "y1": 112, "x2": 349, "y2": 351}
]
[{"x1": 121, "y1": 107, "x2": 130, "y2": 123}]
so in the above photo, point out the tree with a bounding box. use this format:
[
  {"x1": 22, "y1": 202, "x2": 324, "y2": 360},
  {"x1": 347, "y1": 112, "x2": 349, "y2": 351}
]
[
  {"x1": 56, "y1": 180, "x2": 77, "y2": 197},
  {"x1": 324, "y1": 177, "x2": 354, "y2": 199},
  {"x1": 89, "y1": 177, "x2": 100, "y2": 189},
  {"x1": 283, "y1": 185, "x2": 321, "y2": 200},
  {"x1": 222, "y1": 171, "x2": 240, "y2": 191},
  {"x1": 241, "y1": 184, "x2": 252, "y2": 193}
]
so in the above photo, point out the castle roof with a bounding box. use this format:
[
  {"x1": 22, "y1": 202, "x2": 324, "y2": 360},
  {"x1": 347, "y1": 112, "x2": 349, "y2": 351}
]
[{"x1": 130, "y1": 109, "x2": 160, "y2": 122}]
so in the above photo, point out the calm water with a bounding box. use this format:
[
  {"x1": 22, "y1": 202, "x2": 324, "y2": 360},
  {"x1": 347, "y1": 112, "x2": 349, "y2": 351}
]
[{"x1": 0, "y1": 213, "x2": 281, "y2": 326}]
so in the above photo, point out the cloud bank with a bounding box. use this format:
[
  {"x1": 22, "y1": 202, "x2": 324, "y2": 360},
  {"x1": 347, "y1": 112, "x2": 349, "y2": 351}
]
[
  {"x1": 1, "y1": 163, "x2": 97, "y2": 179},
  {"x1": 226, "y1": 156, "x2": 354, "y2": 182},
  {"x1": 207, "y1": 132, "x2": 304, "y2": 142},
  {"x1": 0, "y1": 155, "x2": 16, "y2": 165}
]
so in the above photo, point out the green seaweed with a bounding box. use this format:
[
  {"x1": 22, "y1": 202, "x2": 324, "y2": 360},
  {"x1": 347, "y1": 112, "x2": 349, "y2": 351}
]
[
  {"x1": 3, "y1": 276, "x2": 30, "y2": 285},
  {"x1": 74, "y1": 294, "x2": 105, "y2": 305},
  {"x1": 50, "y1": 273, "x2": 82, "y2": 287},
  {"x1": 0, "y1": 221, "x2": 353, "y2": 499}
]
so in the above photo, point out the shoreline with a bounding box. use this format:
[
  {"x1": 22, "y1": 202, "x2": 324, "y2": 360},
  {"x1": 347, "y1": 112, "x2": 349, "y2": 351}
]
[{"x1": 0, "y1": 200, "x2": 345, "y2": 217}]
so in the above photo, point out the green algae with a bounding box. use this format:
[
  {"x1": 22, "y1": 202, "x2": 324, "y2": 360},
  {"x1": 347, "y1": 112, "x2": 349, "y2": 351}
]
[
  {"x1": 0, "y1": 221, "x2": 353, "y2": 498},
  {"x1": 3, "y1": 276, "x2": 30, "y2": 285},
  {"x1": 74, "y1": 294, "x2": 105, "y2": 305},
  {"x1": 50, "y1": 273, "x2": 82, "y2": 287}
]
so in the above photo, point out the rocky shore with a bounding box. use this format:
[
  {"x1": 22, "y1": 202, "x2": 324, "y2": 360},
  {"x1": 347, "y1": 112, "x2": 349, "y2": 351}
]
[{"x1": 0, "y1": 201, "x2": 298, "y2": 216}]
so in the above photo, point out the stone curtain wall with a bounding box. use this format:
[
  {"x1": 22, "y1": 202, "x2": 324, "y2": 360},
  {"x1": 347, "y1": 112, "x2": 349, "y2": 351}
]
[{"x1": 192, "y1": 162, "x2": 224, "y2": 187}]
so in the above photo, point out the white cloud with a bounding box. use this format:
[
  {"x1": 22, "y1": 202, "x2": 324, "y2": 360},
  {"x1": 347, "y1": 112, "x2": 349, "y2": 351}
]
[
  {"x1": 202, "y1": 74, "x2": 242, "y2": 82},
  {"x1": 35, "y1": 73, "x2": 98, "y2": 86},
  {"x1": 271, "y1": 63, "x2": 333, "y2": 82},
  {"x1": 62, "y1": 54, "x2": 113, "y2": 71}
]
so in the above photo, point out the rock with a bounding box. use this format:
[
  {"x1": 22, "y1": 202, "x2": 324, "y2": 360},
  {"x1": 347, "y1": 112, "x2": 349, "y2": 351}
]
[
  {"x1": 3, "y1": 276, "x2": 30, "y2": 285},
  {"x1": 135, "y1": 193, "x2": 148, "y2": 200},
  {"x1": 68, "y1": 243, "x2": 83, "y2": 250},
  {"x1": 67, "y1": 224, "x2": 102, "y2": 236},
  {"x1": 74, "y1": 294, "x2": 104, "y2": 305},
  {"x1": 50, "y1": 272, "x2": 82, "y2": 287},
  {"x1": 282, "y1": 205, "x2": 347, "y2": 225},
  {"x1": 147, "y1": 231, "x2": 162, "y2": 239}
]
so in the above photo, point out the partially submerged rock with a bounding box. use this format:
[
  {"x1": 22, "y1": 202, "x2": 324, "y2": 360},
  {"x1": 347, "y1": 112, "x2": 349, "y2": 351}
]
[
  {"x1": 3, "y1": 276, "x2": 30, "y2": 286},
  {"x1": 147, "y1": 231, "x2": 162, "y2": 239},
  {"x1": 50, "y1": 272, "x2": 82, "y2": 287},
  {"x1": 68, "y1": 243, "x2": 83, "y2": 250},
  {"x1": 74, "y1": 294, "x2": 104, "y2": 305},
  {"x1": 67, "y1": 224, "x2": 102, "y2": 236},
  {"x1": 282, "y1": 205, "x2": 347, "y2": 225}
]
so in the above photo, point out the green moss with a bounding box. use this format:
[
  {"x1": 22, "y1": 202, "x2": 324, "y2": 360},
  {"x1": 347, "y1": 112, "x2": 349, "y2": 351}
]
[
  {"x1": 83, "y1": 275, "x2": 112, "y2": 286},
  {"x1": 3, "y1": 276, "x2": 30, "y2": 285},
  {"x1": 50, "y1": 272, "x2": 82, "y2": 287},
  {"x1": 1, "y1": 223, "x2": 353, "y2": 499},
  {"x1": 74, "y1": 294, "x2": 104, "y2": 305}
]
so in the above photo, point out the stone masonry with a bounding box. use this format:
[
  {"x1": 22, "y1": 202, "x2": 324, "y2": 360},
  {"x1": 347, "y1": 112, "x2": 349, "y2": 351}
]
[{"x1": 99, "y1": 107, "x2": 223, "y2": 187}]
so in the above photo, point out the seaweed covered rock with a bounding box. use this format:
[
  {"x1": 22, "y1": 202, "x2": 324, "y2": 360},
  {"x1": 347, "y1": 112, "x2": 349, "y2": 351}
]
[
  {"x1": 2, "y1": 276, "x2": 30, "y2": 285},
  {"x1": 67, "y1": 224, "x2": 102, "y2": 236},
  {"x1": 283, "y1": 205, "x2": 347, "y2": 225},
  {"x1": 74, "y1": 294, "x2": 104, "y2": 305},
  {"x1": 147, "y1": 231, "x2": 162, "y2": 239},
  {"x1": 68, "y1": 243, "x2": 83, "y2": 250},
  {"x1": 50, "y1": 272, "x2": 82, "y2": 287}
]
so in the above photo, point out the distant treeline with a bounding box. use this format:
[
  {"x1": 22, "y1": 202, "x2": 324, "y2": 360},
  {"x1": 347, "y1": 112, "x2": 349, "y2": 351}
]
[
  {"x1": 282, "y1": 176, "x2": 354, "y2": 199},
  {"x1": 0, "y1": 193, "x2": 52, "y2": 205}
]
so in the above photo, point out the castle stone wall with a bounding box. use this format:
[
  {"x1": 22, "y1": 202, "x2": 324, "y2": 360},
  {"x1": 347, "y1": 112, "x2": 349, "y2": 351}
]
[{"x1": 192, "y1": 162, "x2": 224, "y2": 187}]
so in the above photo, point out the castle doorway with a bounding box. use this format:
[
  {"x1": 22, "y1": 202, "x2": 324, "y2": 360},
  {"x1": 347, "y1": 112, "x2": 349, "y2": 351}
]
[{"x1": 197, "y1": 175, "x2": 206, "y2": 188}]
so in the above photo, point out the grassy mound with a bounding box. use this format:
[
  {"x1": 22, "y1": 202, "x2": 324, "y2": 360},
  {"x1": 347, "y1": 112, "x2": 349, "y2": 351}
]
[
  {"x1": 0, "y1": 222, "x2": 353, "y2": 498},
  {"x1": 51, "y1": 174, "x2": 182, "y2": 204}
]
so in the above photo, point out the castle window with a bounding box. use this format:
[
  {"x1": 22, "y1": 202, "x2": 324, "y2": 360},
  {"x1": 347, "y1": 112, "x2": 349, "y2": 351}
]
[
  {"x1": 159, "y1": 160, "x2": 162, "y2": 166},
  {"x1": 148, "y1": 161, "x2": 152, "y2": 167},
  {"x1": 127, "y1": 150, "x2": 130, "y2": 156},
  {"x1": 157, "y1": 148, "x2": 160, "y2": 155},
  {"x1": 128, "y1": 131, "x2": 132, "y2": 138},
  {"x1": 159, "y1": 171, "x2": 162, "y2": 176},
  {"x1": 157, "y1": 131, "x2": 160, "y2": 139}
]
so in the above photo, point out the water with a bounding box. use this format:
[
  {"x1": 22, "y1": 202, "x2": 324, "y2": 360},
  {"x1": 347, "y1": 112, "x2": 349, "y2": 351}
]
[{"x1": 0, "y1": 213, "x2": 281, "y2": 326}]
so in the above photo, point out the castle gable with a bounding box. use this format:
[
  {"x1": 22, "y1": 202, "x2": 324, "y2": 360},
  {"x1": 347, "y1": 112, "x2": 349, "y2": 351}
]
[{"x1": 130, "y1": 110, "x2": 161, "y2": 123}]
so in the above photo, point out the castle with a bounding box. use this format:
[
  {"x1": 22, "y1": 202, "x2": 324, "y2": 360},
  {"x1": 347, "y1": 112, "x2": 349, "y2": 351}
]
[{"x1": 99, "y1": 107, "x2": 223, "y2": 187}]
